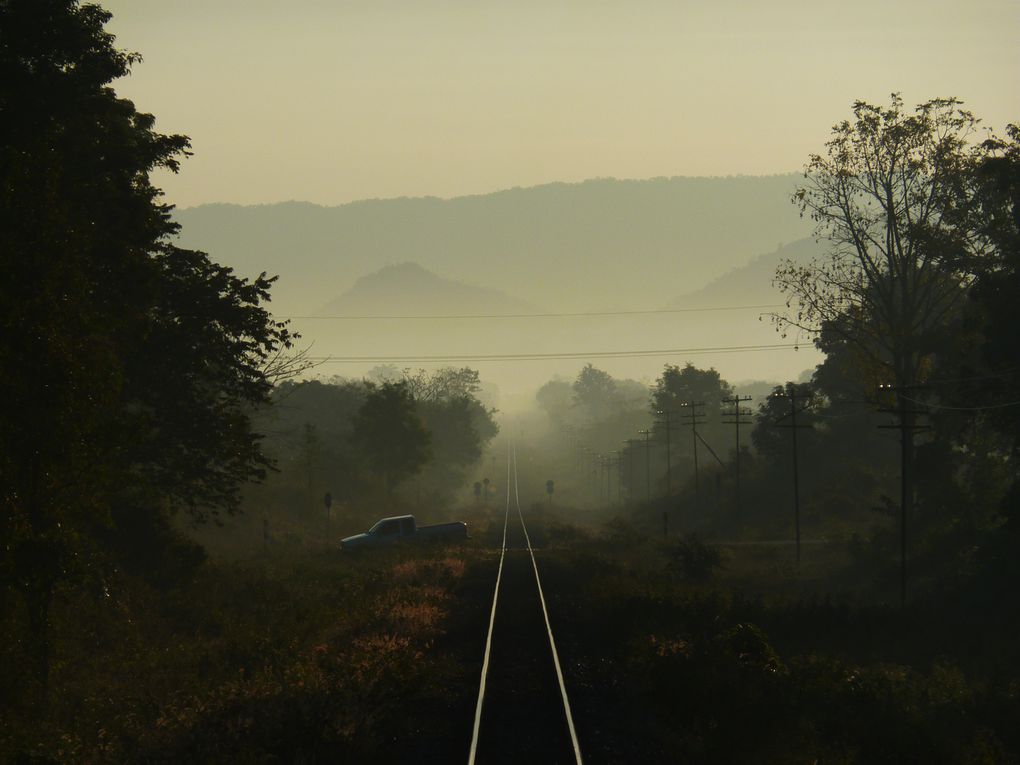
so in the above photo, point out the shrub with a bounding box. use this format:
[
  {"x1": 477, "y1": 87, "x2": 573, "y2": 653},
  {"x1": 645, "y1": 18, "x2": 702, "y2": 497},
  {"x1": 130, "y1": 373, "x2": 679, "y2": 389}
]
[{"x1": 664, "y1": 534, "x2": 724, "y2": 582}]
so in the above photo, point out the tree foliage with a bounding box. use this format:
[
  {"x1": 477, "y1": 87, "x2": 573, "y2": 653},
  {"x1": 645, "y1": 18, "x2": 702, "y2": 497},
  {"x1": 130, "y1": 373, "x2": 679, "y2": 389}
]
[
  {"x1": 0, "y1": 0, "x2": 294, "y2": 685},
  {"x1": 572, "y1": 363, "x2": 621, "y2": 423},
  {"x1": 651, "y1": 363, "x2": 734, "y2": 414},
  {"x1": 536, "y1": 378, "x2": 575, "y2": 426},
  {"x1": 402, "y1": 366, "x2": 482, "y2": 403},
  {"x1": 967, "y1": 124, "x2": 1020, "y2": 441},
  {"x1": 776, "y1": 95, "x2": 981, "y2": 388},
  {"x1": 351, "y1": 382, "x2": 431, "y2": 491}
]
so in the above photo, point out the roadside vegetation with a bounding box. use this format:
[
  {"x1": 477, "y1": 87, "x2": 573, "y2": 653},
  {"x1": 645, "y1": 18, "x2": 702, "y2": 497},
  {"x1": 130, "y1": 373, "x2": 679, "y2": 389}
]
[
  {"x1": 530, "y1": 513, "x2": 1020, "y2": 764},
  {"x1": 1, "y1": 537, "x2": 495, "y2": 763},
  {"x1": 3, "y1": 1, "x2": 1019, "y2": 762}
]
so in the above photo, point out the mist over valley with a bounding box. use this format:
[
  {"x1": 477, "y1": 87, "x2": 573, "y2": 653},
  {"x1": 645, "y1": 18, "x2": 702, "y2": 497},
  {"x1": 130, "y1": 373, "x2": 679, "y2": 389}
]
[
  {"x1": 175, "y1": 176, "x2": 823, "y2": 395},
  {"x1": 5, "y1": 2, "x2": 1019, "y2": 762}
]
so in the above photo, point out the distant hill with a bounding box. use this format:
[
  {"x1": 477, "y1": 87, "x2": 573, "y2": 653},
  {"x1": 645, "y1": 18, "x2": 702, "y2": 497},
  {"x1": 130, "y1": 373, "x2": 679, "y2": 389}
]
[
  {"x1": 173, "y1": 175, "x2": 813, "y2": 316},
  {"x1": 650, "y1": 237, "x2": 825, "y2": 386},
  {"x1": 671, "y1": 237, "x2": 823, "y2": 308},
  {"x1": 174, "y1": 179, "x2": 823, "y2": 392},
  {"x1": 288, "y1": 247, "x2": 824, "y2": 395},
  {"x1": 316, "y1": 262, "x2": 536, "y2": 316}
]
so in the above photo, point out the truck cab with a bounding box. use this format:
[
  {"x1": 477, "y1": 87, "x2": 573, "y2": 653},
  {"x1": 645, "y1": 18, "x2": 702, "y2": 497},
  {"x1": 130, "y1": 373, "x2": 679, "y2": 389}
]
[
  {"x1": 368, "y1": 515, "x2": 417, "y2": 540},
  {"x1": 340, "y1": 514, "x2": 467, "y2": 550}
]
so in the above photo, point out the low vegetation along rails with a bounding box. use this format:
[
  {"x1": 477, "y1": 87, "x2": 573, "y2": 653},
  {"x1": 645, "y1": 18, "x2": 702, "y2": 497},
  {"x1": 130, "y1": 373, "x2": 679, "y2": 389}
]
[{"x1": 468, "y1": 443, "x2": 583, "y2": 765}]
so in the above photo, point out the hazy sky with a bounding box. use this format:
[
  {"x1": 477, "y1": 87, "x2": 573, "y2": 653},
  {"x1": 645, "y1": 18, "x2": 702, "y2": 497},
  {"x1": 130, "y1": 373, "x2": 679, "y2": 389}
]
[{"x1": 104, "y1": 0, "x2": 1018, "y2": 209}]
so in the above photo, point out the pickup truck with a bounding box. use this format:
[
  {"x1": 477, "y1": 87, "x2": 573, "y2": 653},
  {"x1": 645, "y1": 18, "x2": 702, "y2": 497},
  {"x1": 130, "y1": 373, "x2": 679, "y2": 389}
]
[{"x1": 340, "y1": 514, "x2": 468, "y2": 550}]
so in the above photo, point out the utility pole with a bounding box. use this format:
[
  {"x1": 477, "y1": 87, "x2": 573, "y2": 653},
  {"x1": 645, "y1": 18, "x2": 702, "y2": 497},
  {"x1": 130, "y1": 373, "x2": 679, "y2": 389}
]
[
  {"x1": 598, "y1": 455, "x2": 604, "y2": 508},
  {"x1": 624, "y1": 439, "x2": 638, "y2": 505},
  {"x1": 722, "y1": 395, "x2": 754, "y2": 517},
  {"x1": 616, "y1": 454, "x2": 623, "y2": 505},
  {"x1": 773, "y1": 385, "x2": 812, "y2": 564},
  {"x1": 605, "y1": 453, "x2": 619, "y2": 509},
  {"x1": 656, "y1": 410, "x2": 682, "y2": 537},
  {"x1": 680, "y1": 402, "x2": 706, "y2": 510},
  {"x1": 638, "y1": 429, "x2": 652, "y2": 501},
  {"x1": 582, "y1": 447, "x2": 596, "y2": 504},
  {"x1": 655, "y1": 410, "x2": 681, "y2": 496},
  {"x1": 878, "y1": 383, "x2": 929, "y2": 609},
  {"x1": 606, "y1": 453, "x2": 613, "y2": 508}
]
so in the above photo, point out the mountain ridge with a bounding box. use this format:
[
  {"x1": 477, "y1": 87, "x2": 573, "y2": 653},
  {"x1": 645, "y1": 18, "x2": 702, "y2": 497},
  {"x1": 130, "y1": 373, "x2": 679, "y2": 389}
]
[
  {"x1": 670, "y1": 237, "x2": 823, "y2": 308},
  {"x1": 174, "y1": 174, "x2": 805, "y2": 213},
  {"x1": 315, "y1": 262, "x2": 537, "y2": 316},
  {"x1": 173, "y1": 174, "x2": 813, "y2": 316}
]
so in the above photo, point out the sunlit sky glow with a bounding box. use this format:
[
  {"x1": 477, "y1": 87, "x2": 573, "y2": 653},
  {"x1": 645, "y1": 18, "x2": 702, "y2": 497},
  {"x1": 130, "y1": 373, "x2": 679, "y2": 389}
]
[{"x1": 104, "y1": 0, "x2": 1019, "y2": 208}]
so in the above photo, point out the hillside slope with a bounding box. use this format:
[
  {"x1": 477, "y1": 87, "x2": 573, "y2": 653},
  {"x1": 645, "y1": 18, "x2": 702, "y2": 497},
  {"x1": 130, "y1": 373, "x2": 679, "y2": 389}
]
[{"x1": 174, "y1": 175, "x2": 812, "y2": 315}]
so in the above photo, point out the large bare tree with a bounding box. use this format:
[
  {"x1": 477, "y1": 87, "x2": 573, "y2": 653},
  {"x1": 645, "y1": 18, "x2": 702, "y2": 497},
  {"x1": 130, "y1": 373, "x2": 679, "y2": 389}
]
[
  {"x1": 775, "y1": 95, "x2": 988, "y2": 604},
  {"x1": 775, "y1": 94, "x2": 983, "y2": 390}
]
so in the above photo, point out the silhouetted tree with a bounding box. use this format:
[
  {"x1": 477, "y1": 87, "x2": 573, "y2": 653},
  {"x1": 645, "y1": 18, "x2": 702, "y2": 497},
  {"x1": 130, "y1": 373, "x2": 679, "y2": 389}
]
[
  {"x1": 0, "y1": 0, "x2": 294, "y2": 687},
  {"x1": 418, "y1": 395, "x2": 497, "y2": 489},
  {"x1": 777, "y1": 95, "x2": 980, "y2": 390},
  {"x1": 968, "y1": 124, "x2": 1020, "y2": 441},
  {"x1": 573, "y1": 364, "x2": 620, "y2": 423},
  {"x1": 536, "y1": 378, "x2": 574, "y2": 426},
  {"x1": 750, "y1": 383, "x2": 821, "y2": 465},
  {"x1": 651, "y1": 363, "x2": 734, "y2": 415},
  {"x1": 401, "y1": 367, "x2": 498, "y2": 493},
  {"x1": 351, "y1": 382, "x2": 431, "y2": 492},
  {"x1": 775, "y1": 96, "x2": 988, "y2": 581},
  {"x1": 403, "y1": 366, "x2": 482, "y2": 402},
  {"x1": 963, "y1": 124, "x2": 1020, "y2": 587}
]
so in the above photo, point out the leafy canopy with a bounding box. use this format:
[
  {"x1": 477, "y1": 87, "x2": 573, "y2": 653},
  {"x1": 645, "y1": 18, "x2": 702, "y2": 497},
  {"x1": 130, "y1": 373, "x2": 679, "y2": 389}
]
[
  {"x1": 0, "y1": 0, "x2": 295, "y2": 683},
  {"x1": 776, "y1": 94, "x2": 982, "y2": 386}
]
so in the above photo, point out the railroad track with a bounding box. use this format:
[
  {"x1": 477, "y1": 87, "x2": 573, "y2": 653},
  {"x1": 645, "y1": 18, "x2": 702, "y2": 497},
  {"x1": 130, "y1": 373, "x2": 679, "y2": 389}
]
[{"x1": 468, "y1": 442, "x2": 583, "y2": 765}]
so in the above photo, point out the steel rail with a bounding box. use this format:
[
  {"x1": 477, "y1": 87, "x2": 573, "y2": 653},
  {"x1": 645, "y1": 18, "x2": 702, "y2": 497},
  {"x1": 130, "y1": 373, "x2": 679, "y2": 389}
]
[
  {"x1": 510, "y1": 443, "x2": 584, "y2": 765},
  {"x1": 467, "y1": 444, "x2": 511, "y2": 765}
]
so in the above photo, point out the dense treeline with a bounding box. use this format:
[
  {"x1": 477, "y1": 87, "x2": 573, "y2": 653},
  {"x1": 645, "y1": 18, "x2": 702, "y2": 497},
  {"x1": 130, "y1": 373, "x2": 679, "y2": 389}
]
[
  {"x1": 0, "y1": 1, "x2": 499, "y2": 751},
  {"x1": 234, "y1": 367, "x2": 498, "y2": 552},
  {"x1": 0, "y1": 0, "x2": 299, "y2": 699},
  {"x1": 2, "y1": 0, "x2": 1018, "y2": 761},
  {"x1": 536, "y1": 98, "x2": 1020, "y2": 607}
]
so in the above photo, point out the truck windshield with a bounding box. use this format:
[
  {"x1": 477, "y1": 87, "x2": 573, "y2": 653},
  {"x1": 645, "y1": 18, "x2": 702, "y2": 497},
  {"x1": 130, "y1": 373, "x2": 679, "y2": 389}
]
[{"x1": 370, "y1": 519, "x2": 400, "y2": 536}]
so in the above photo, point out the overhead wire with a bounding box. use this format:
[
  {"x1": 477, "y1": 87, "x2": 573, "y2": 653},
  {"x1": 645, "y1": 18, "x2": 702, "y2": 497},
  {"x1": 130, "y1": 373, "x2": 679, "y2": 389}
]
[
  {"x1": 280, "y1": 303, "x2": 784, "y2": 321},
  {"x1": 899, "y1": 394, "x2": 1020, "y2": 412},
  {"x1": 299, "y1": 342, "x2": 804, "y2": 364}
]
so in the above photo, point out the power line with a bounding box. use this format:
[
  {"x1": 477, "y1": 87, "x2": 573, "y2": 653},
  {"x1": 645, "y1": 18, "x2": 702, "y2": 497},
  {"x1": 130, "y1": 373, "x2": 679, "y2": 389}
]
[
  {"x1": 900, "y1": 394, "x2": 1020, "y2": 411},
  {"x1": 300, "y1": 342, "x2": 802, "y2": 364},
  {"x1": 281, "y1": 303, "x2": 784, "y2": 321},
  {"x1": 922, "y1": 369, "x2": 1020, "y2": 386}
]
